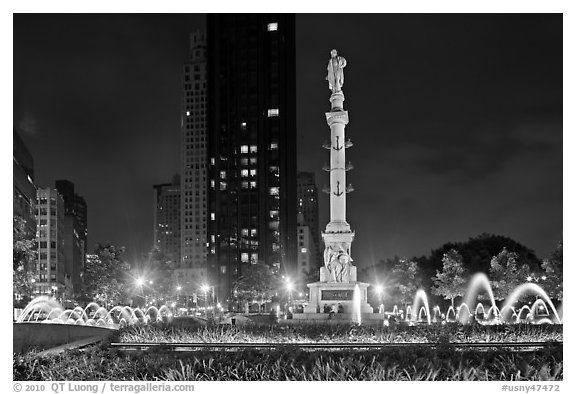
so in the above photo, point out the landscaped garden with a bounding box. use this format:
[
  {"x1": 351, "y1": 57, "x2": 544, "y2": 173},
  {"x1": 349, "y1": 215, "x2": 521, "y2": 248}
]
[{"x1": 13, "y1": 322, "x2": 563, "y2": 381}]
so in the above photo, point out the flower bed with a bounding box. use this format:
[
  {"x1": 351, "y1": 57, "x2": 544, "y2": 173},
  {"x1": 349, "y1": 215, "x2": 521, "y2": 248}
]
[{"x1": 118, "y1": 322, "x2": 563, "y2": 344}]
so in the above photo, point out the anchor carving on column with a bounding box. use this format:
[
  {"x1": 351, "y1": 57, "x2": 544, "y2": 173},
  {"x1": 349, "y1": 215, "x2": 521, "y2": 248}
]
[
  {"x1": 334, "y1": 181, "x2": 344, "y2": 196},
  {"x1": 333, "y1": 136, "x2": 343, "y2": 151}
]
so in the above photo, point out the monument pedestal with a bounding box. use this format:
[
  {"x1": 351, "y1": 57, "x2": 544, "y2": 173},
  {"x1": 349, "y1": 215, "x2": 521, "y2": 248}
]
[{"x1": 302, "y1": 280, "x2": 372, "y2": 314}]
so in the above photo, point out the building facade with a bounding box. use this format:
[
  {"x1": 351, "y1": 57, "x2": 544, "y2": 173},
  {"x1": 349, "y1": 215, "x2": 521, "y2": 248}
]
[
  {"x1": 296, "y1": 213, "x2": 318, "y2": 286},
  {"x1": 55, "y1": 180, "x2": 87, "y2": 296},
  {"x1": 207, "y1": 14, "x2": 297, "y2": 302},
  {"x1": 13, "y1": 128, "x2": 37, "y2": 238},
  {"x1": 180, "y1": 31, "x2": 209, "y2": 297},
  {"x1": 35, "y1": 188, "x2": 66, "y2": 297},
  {"x1": 297, "y1": 171, "x2": 321, "y2": 270},
  {"x1": 153, "y1": 175, "x2": 181, "y2": 264}
]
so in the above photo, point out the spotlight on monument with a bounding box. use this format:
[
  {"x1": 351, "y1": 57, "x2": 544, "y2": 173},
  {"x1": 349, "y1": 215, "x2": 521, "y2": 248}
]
[
  {"x1": 375, "y1": 285, "x2": 384, "y2": 295},
  {"x1": 201, "y1": 284, "x2": 210, "y2": 294},
  {"x1": 286, "y1": 281, "x2": 294, "y2": 291},
  {"x1": 136, "y1": 278, "x2": 144, "y2": 286}
]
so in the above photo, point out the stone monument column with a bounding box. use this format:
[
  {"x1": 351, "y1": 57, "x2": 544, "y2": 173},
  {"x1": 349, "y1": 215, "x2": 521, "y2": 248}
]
[{"x1": 298, "y1": 49, "x2": 374, "y2": 318}]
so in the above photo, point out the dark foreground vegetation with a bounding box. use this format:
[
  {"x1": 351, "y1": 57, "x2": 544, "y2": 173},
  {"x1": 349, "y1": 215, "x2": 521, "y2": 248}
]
[
  {"x1": 14, "y1": 323, "x2": 562, "y2": 381},
  {"x1": 14, "y1": 343, "x2": 562, "y2": 381}
]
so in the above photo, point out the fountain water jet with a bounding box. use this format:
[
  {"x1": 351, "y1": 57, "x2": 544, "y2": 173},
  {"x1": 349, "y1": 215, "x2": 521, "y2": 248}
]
[
  {"x1": 411, "y1": 289, "x2": 431, "y2": 325},
  {"x1": 500, "y1": 283, "x2": 561, "y2": 324},
  {"x1": 462, "y1": 273, "x2": 498, "y2": 324},
  {"x1": 352, "y1": 284, "x2": 361, "y2": 325}
]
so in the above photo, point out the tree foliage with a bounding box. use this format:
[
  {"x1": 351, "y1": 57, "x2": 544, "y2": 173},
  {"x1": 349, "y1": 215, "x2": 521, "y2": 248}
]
[
  {"x1": 13, "y1": 216, "x2": 36, "y2": 305},
  {"x1": 489, "y1": 248, "x2": 530, "y2": 300},
  {"x1": 80, "y1": 244, "x2": 130, "y2": 307},
  {"x1": 431, "y1": 249, "x2": 468, "y2": 306},
  {"x1": 389, "y1": 259, "x2": 420, "y2": 307},
  {"x1": 540, "y1": 241, "x2": 562, "y2": 301},
  {"x1": 142, "y1": 246, "x2": 175, "y2": 302},
  {"x1": 232, "y1": 263, "x2": 279, "y2": 310},
  {"x1": 421, "y1": 233, "x2": 540, "y2": 278}
]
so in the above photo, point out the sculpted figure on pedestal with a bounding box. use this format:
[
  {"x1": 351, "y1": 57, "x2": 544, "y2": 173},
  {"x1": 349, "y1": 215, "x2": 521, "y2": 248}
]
[{"x1": 323, "y1": 243, "x2": 353, "y2": 282}]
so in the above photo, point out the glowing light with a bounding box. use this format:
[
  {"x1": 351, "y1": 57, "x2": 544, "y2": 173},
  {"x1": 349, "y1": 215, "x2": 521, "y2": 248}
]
[
  {"x1": 201, "y1": 284, "x2": 210, "y2": 293},
  {"x1": 177, "y1": 286, "x2": 182, "y2": 291},
  {"x1": 136, "y1": 278, "x2": 144, "y2": 286},
  {"x1": 375, "y1": 285, "x2": 384, "y2": 294}
]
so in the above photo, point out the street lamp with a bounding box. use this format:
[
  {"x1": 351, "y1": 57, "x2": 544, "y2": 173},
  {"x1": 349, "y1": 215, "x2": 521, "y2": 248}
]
[
  {"x1": 375, "y1": 285, "x2": 384, "y2": 312},
  {"x1": 201, "y1": 284, "x2": 210, "y2": 317}
]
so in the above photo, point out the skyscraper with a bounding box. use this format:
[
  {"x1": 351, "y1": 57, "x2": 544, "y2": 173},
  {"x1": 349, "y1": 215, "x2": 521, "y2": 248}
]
[
  {"x1": 13, "y1": 128, "x2": 37, "y2": 239},
  {"x1": 179, "y1": 31, "x2": 209, "y2": 296},
  {"x1": 153, "y1": 175, "x2": 181, "y2": 264},
  {"x1": 35, "y1": 187, "x2": 66, "y2": 296},
  {"x1": 55, "y1": 180, "x2": 87, "y2": 295},
  {"x1": 297, "y1": 171, "x2": 321, "y2": 270},
  {"x1": 207, "y1": 14, "x2": 297, "y2": 302}
]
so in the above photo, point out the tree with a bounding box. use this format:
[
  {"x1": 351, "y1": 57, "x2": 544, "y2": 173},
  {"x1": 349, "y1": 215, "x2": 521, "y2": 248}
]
[
  {"x1": 489, "y1": 248, "x2": 530, "y2": 300},
  {"x1": 420, "y1": 233, "x2": 541, "y2": 279},
  {"x1": 232, "y1": 263, "x2": 279, "y2": 313},
  {"x1": 431, "y1": 249, "x2": 468, "y2": 307},
  {"x1": 143, "y1": 247, "x2": 175, "y2": 303},
  {"x1": 80, "y1": 244, "x2": 130, "y2": 308},
  {"x1": 540, "y1": 241, "x2": 562, "y2": 301},
  {"x1": 13, "y1": 216, "x2": 36, "y2": 306},
  {"x1": 389, "y1": 259, "x2": 420, "y2": 307}
]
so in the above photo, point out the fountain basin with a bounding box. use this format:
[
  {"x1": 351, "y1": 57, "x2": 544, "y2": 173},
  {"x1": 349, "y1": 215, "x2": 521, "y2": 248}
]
[{"x1": 13, "y1": 322, "x2": 115, "y2": 354}]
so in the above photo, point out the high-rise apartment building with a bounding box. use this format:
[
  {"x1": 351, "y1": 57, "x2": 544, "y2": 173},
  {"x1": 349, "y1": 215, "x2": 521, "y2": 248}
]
[
  {"x1": 180, "y1": 31, "x2": 209, "y2": 295},
  {"x1": 296, "y1": 212, "x2": 318, "y2": 285},
  {"x1": 13, "y1": 128, "x2": 37, "y2": 238},
  {"x1": 207, "y1": 15, "x2": 297, "y2": 302},
  {"x1": 297, "y1": 171, "x2": 321, "y2": 270},
  {"x1": 153, "y1": 175, "x2": 181, "y2": 264},
  {"x1": 35, "y1": 188, "x2": 66, "y2": 296},
  {"x1": 55, "y1": 180, "x2": 87, "y2": 295}
]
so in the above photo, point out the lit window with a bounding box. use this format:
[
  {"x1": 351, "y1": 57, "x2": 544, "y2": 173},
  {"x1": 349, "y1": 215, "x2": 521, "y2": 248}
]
[
  {"x1": 241, "y1": 181, "x2": 249, "y2": 189},
  {"x1": 241, "y1": 253, "x2": 249, "y2": 263},
  {"x1": 210, "y1": 157, "x2": 215, "y2": 165},
  {"x1": 250, "y1": 181, "x2": 256, "y2": 188},
  {"x1": 241, "y1": 158, "x2": 249, "y2": 165},
  {"x1": 250, "y1": 169, "x2": 257, "y2": 176},
  {"x1": 210, "y1": 180, "x2": 215, "y2": 188},
  {"x1": 270, "y1": 142, "x2": 278, "y2": 150},
  {"x1": 241, "y1": 169, "x2": 249, "y2": 177},
  {"x1": 267, "y1": 22, "x2": 278, "y2": 31},
  {"x1": 219, "y1": 182, "x2": 226, "y2": 191},
  {"x1": 240, "y1": 145, "x2": 249, "y2": 154},
  {"x1": 249, "y1": 145, "x2": 257, "y2": 153},
  {"x1": 241, "y1": 228, "x2": 249, "y2": 236},
  {"x1": 250, "y1": 254, "x2": 258, "y2": 264},
  {"x1": 249, "y1": 157, "x2": 257, "y2": 165},
  {"x1": 269, "y1": 187, "x2": 279, "y2": 196},
  {"x1": 269, "y1": 210, "x2": 279, "y2": 218},
  {"x1": 186, "y1": 111, "x2": 190, "y2": 116},
  {"x1": 220, "y1": 170, "x2": 226, "y2": 179},
  {"x1": 211, "y1": 213, "x2": 215, "y2": 221},
  {"x1": 241, "y1": 122, "x2": 247, "y2": 129},
  {"x1": 267, "y1": 109, "x2": 279, "y2": 117},
  {"x1": 250, "y1": 229, "x2": 257, "y2": 237},
  {"x1": 301, "y1": 248, "x2": 308, "y2": 253}
]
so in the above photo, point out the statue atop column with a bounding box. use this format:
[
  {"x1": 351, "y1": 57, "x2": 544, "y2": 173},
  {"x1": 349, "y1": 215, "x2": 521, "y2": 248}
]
[{"x1": 326, "y1": 49, "x2": 347, "y2": 93}]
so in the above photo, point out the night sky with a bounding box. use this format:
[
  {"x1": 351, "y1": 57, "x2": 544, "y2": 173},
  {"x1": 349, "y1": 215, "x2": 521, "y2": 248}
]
[{"x1": 13, "y1": 14, "x2": 562, "y2": 268}]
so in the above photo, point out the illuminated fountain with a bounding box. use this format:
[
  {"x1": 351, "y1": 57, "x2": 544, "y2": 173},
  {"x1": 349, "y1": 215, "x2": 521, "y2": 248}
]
[
  {"x1": 411, "y1": 289, "x2": 431, "y2": 325},
  {"x1": 16, "y1": 296, "x2": 176, "y2": 329}
]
